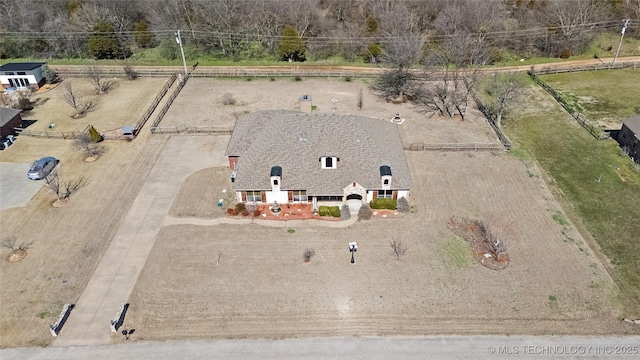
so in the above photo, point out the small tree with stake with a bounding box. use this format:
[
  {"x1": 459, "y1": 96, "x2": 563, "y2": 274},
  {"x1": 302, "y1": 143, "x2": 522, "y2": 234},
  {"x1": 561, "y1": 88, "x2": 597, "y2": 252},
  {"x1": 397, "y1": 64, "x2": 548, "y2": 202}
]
[
  {"x1": 43, "y1": 170, "x2": 89, "y2": 206},
  {"x1": 2, "y1": 236, "x2": 34, "y2": 262}
]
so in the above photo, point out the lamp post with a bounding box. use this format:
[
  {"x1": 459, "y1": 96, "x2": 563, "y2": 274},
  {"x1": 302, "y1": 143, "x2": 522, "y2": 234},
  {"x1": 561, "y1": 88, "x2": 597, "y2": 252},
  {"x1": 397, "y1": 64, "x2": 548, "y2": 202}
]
[
  {"x1": 349, "y1": 242, "x2": 358, "y2": 264},
  {"x1": 175, "y1": 30, "x2": 188, "y2": 80},
  {"x1": 331, "y1": 98, "x2": 338, "y2": 114}
]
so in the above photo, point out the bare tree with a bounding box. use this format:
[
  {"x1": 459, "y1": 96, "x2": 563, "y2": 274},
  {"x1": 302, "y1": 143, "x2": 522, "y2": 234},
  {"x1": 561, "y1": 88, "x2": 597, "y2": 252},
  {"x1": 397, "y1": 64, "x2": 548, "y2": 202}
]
[
  {"x1": 61, "y1": 80, "x2": 98, "y2": 118},
  {"x1": 2, "y1": 236, "x2": 33, "y2": 262},
  {"x1": 357, "y1": 87, "x2": 363, "y2": 109},
  {"x1": 482, "y1": 73, "x2": 525, "y2": 129},
  {"x1": 83, "y1": 65, "x2": 115, "y2": 94},
  {"x1": 43, "y1": 170, "x2": 89, "y2": 204},
  {"x1": 2, "y1": 236, "x2": 33, "y2": 253},
  {"x1": 420, "y1": 31, "x2": 488, "y2": 120},
  {"x1": 389, "y1": 238, "x2": 408, "y2": 261},
  {"x1": 546, "y1": 0, "x2": 606, "y2": 56},
  {"x1": 376, "y1": 33, "x2": 425, "y2": 102},
  {"x1": 74, "y1": 133, "x2": 106, "y2": 159},
  {"x1": 303, "y1": 248, "x2": 315, "y2": 262}
]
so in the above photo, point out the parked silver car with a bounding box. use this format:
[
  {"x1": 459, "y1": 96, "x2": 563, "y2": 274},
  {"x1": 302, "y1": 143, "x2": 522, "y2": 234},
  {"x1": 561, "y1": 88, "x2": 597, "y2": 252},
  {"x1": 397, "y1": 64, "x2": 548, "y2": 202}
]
[{"x1": 27, "y1": 156, "x2": 60, "y2": 180}]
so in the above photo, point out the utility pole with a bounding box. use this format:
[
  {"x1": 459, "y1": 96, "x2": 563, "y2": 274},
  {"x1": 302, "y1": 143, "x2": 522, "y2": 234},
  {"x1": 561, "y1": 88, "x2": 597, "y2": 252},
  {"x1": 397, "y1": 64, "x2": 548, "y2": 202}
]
[
  {"x1": 175, "y1": 30, "x2": 188, "y2": 80},
  {"x1": 612, "y1": 19, "x2": 630, "y2": 66}
]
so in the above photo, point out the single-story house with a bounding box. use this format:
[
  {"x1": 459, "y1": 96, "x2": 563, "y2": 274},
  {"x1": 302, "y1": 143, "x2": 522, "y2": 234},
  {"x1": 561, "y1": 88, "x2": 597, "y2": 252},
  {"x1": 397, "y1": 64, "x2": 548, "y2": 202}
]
[
  {"x1": 225, "y1": 110, "x2": 412, "y2": 209},
  {"x1": 0, "y1": 62, "x2": 46, "y2": 90},
  {"x1": 619, "y1": 114, "x2": 640, "y2": 163},
  {"x1": 0, "y1": 107, "x2": 22, "y2": 138}
]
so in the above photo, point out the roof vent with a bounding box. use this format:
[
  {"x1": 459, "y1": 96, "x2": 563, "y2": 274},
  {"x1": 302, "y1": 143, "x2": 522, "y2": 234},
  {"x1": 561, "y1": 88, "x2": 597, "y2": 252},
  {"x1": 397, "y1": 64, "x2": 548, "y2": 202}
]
[{"x1": 299, "y1": 132, "x2": 308, "y2": 141}]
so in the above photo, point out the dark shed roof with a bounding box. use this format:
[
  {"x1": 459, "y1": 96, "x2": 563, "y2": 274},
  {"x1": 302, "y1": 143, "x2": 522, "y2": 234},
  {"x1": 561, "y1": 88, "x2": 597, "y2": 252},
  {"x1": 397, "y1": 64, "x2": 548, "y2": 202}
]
[
  {"x1": 622, "y1": 114, "x2": 640, "y2": 136},
  {"x1": 0, "y1": 62, "x2": 45, "y2": 71},
  {"x1": 270, "y1": 166, "x2": 282, "y2": 177}
]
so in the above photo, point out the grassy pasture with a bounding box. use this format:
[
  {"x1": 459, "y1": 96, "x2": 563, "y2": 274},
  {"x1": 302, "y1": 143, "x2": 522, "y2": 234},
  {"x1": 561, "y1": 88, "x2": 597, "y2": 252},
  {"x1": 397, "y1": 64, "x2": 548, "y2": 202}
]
[{"x1": 505, "y1": 72, "x2": 640, "y2": 315}]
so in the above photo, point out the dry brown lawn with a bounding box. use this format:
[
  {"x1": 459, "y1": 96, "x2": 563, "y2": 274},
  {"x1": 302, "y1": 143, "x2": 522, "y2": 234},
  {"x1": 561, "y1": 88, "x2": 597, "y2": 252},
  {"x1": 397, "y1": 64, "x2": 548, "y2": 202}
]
[
  {"x1": 0, "y1": 77, "x2": 629, "y2": 349},
  {"x1": 25, "y1": 78, "x2": 168, "y2": 133},
  {"x1": 125, "y1": 151, "x2": 626, "y2": 341},
  {"x1": 0, "y1": 76, "x2": 171, "y2": 347},
  {"x1": 163, "y1": 78, "x2": 498, "y2": 145}
]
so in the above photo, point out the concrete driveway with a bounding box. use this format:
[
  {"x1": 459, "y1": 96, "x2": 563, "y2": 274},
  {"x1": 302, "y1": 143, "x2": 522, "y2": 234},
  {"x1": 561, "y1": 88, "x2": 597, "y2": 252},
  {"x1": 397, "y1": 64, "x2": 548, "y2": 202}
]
[
  {"x1": 0, "y1": 162, "x2": 43, "y2": 210},
  {"x1": 53, "y1": 135, "x2": 230, "y2": 346}
]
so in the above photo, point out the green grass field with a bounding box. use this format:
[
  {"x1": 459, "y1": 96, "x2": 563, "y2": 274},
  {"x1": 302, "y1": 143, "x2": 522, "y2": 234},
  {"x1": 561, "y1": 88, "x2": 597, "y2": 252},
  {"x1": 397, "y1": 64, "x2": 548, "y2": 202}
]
[
  {"x1": 540, "y1": 69, "x2": 640, "y2": 124},
  {"x1": 505, "y1": 74, "x2": 640, "y2": 315}
]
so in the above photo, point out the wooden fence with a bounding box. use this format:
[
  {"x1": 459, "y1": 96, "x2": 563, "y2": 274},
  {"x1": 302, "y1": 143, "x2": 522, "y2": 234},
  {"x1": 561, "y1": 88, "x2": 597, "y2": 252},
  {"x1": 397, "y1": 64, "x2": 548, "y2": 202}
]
[
  {"x1": 149, "y1": 75, "x2": 189, "y2": 131},
  {"x1": 404, "y1": 142, "x2": 504, "y2": 151},
  {"x1": 470, "y1": 92, "x2": 512, "y2": 150},
  {"x1": 529, "y1": 61, "x2": 639, "y2": 76},
  {"x1": 149, "y1": 125, "x2": 233, "y2": 135},
  {"x1": 528, "y1": 72, "x2": 608, "y2": 139},
  {"x1": 15, "y1": 124, "x2": 90, "y2": 139},
  {"x1": 134, "y1": 74, "x2": 177, "y2": 135}
]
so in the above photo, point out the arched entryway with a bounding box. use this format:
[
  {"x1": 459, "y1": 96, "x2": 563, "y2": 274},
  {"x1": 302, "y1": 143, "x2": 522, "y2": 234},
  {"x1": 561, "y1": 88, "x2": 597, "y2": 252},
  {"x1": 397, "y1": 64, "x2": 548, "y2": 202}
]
[{"x1": 346, "y1": 193, "x2": 362, "y2": 201}]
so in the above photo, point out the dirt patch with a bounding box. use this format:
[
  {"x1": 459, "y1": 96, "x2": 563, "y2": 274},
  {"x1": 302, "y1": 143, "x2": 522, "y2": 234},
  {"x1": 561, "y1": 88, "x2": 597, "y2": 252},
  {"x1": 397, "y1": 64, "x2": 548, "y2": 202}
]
[{"x1": 163, "y1": 78, "x2": 498, "y2": 145}]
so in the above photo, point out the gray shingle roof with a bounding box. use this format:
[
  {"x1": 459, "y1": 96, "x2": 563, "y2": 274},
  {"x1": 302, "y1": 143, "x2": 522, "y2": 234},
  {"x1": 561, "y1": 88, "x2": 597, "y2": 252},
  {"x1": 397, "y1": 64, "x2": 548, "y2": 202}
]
[
  {"x1": 226, "y1": 110, "x2": 412, "y2": 195},
  {"x1": 0, "y1": 107, "x2": 22, "y2": 127},
  {"x1": 622, "y1": 114, "x2": 640, "y2": 136}
]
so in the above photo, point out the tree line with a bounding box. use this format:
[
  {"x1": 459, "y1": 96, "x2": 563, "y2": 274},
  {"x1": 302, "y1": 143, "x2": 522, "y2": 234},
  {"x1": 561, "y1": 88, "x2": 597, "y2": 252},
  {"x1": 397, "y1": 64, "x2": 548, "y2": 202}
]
[{"x1": 1, "y1": 0, "x2": 638, "y2": 62}]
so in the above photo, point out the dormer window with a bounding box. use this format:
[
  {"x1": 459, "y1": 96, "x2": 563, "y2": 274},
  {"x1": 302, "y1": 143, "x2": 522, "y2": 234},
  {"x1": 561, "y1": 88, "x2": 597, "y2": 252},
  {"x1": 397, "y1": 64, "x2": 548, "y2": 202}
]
[
  {"x1": 380, "y1": 165, "x2": 392, "y2": 189},
  {"x1": 270, "y1": 166, "x2": 282, "y2": 192},
  {"x1": 320, "y1": 156, "x2": 338, "y2": 169}
]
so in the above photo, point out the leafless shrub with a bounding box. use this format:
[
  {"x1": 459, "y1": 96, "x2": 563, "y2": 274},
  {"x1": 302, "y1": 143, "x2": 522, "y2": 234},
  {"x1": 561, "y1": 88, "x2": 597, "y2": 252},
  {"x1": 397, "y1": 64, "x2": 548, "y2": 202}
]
[
  {"x1": 358, "y1": 203, "x2": 372, "y2": 220},
  {"x1": 303, "y1": 248, "x2": 315, "y2": 262},
  {"x1": 222, "y1": 93, "x2": 236, "y2": 105},
  {"x1": 2, "y1": 236, "x2": 33, "y2": 252},
  {"x1": 123, "y1": 65, "x2": 138, "y2": 80},
  {"x1": 480, "y1": 217, "x2": 513, "y2": 260},
  {"x1": 17, "y1": 90, "x2": 34, "y2": 111},
  {"x1": 389, "y1": 238, "x2": 408, "y2": 260},
  {"x1": 73, "y1": 134, "x2": 106, "y2": 158},
  {"x1": 83, "y1": 65, "x2": 115, "y2": 94},
  {"x1": 61, "y1": 80, "x2": 98, "y2": 117},
  {"x1": 245, "y1": 202, "x2": 257, "y2": 212}
]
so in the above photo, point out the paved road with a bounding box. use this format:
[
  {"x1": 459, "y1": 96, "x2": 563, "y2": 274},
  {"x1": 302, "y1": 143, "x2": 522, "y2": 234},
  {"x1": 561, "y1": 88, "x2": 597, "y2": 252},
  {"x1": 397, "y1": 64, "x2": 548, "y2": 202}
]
[
  {"x1": 5, "y1": 336, "x2": 640, "y2": 360},
  {"x1": 53, "y1": 135, "x2": 230, "y2": 346}
]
